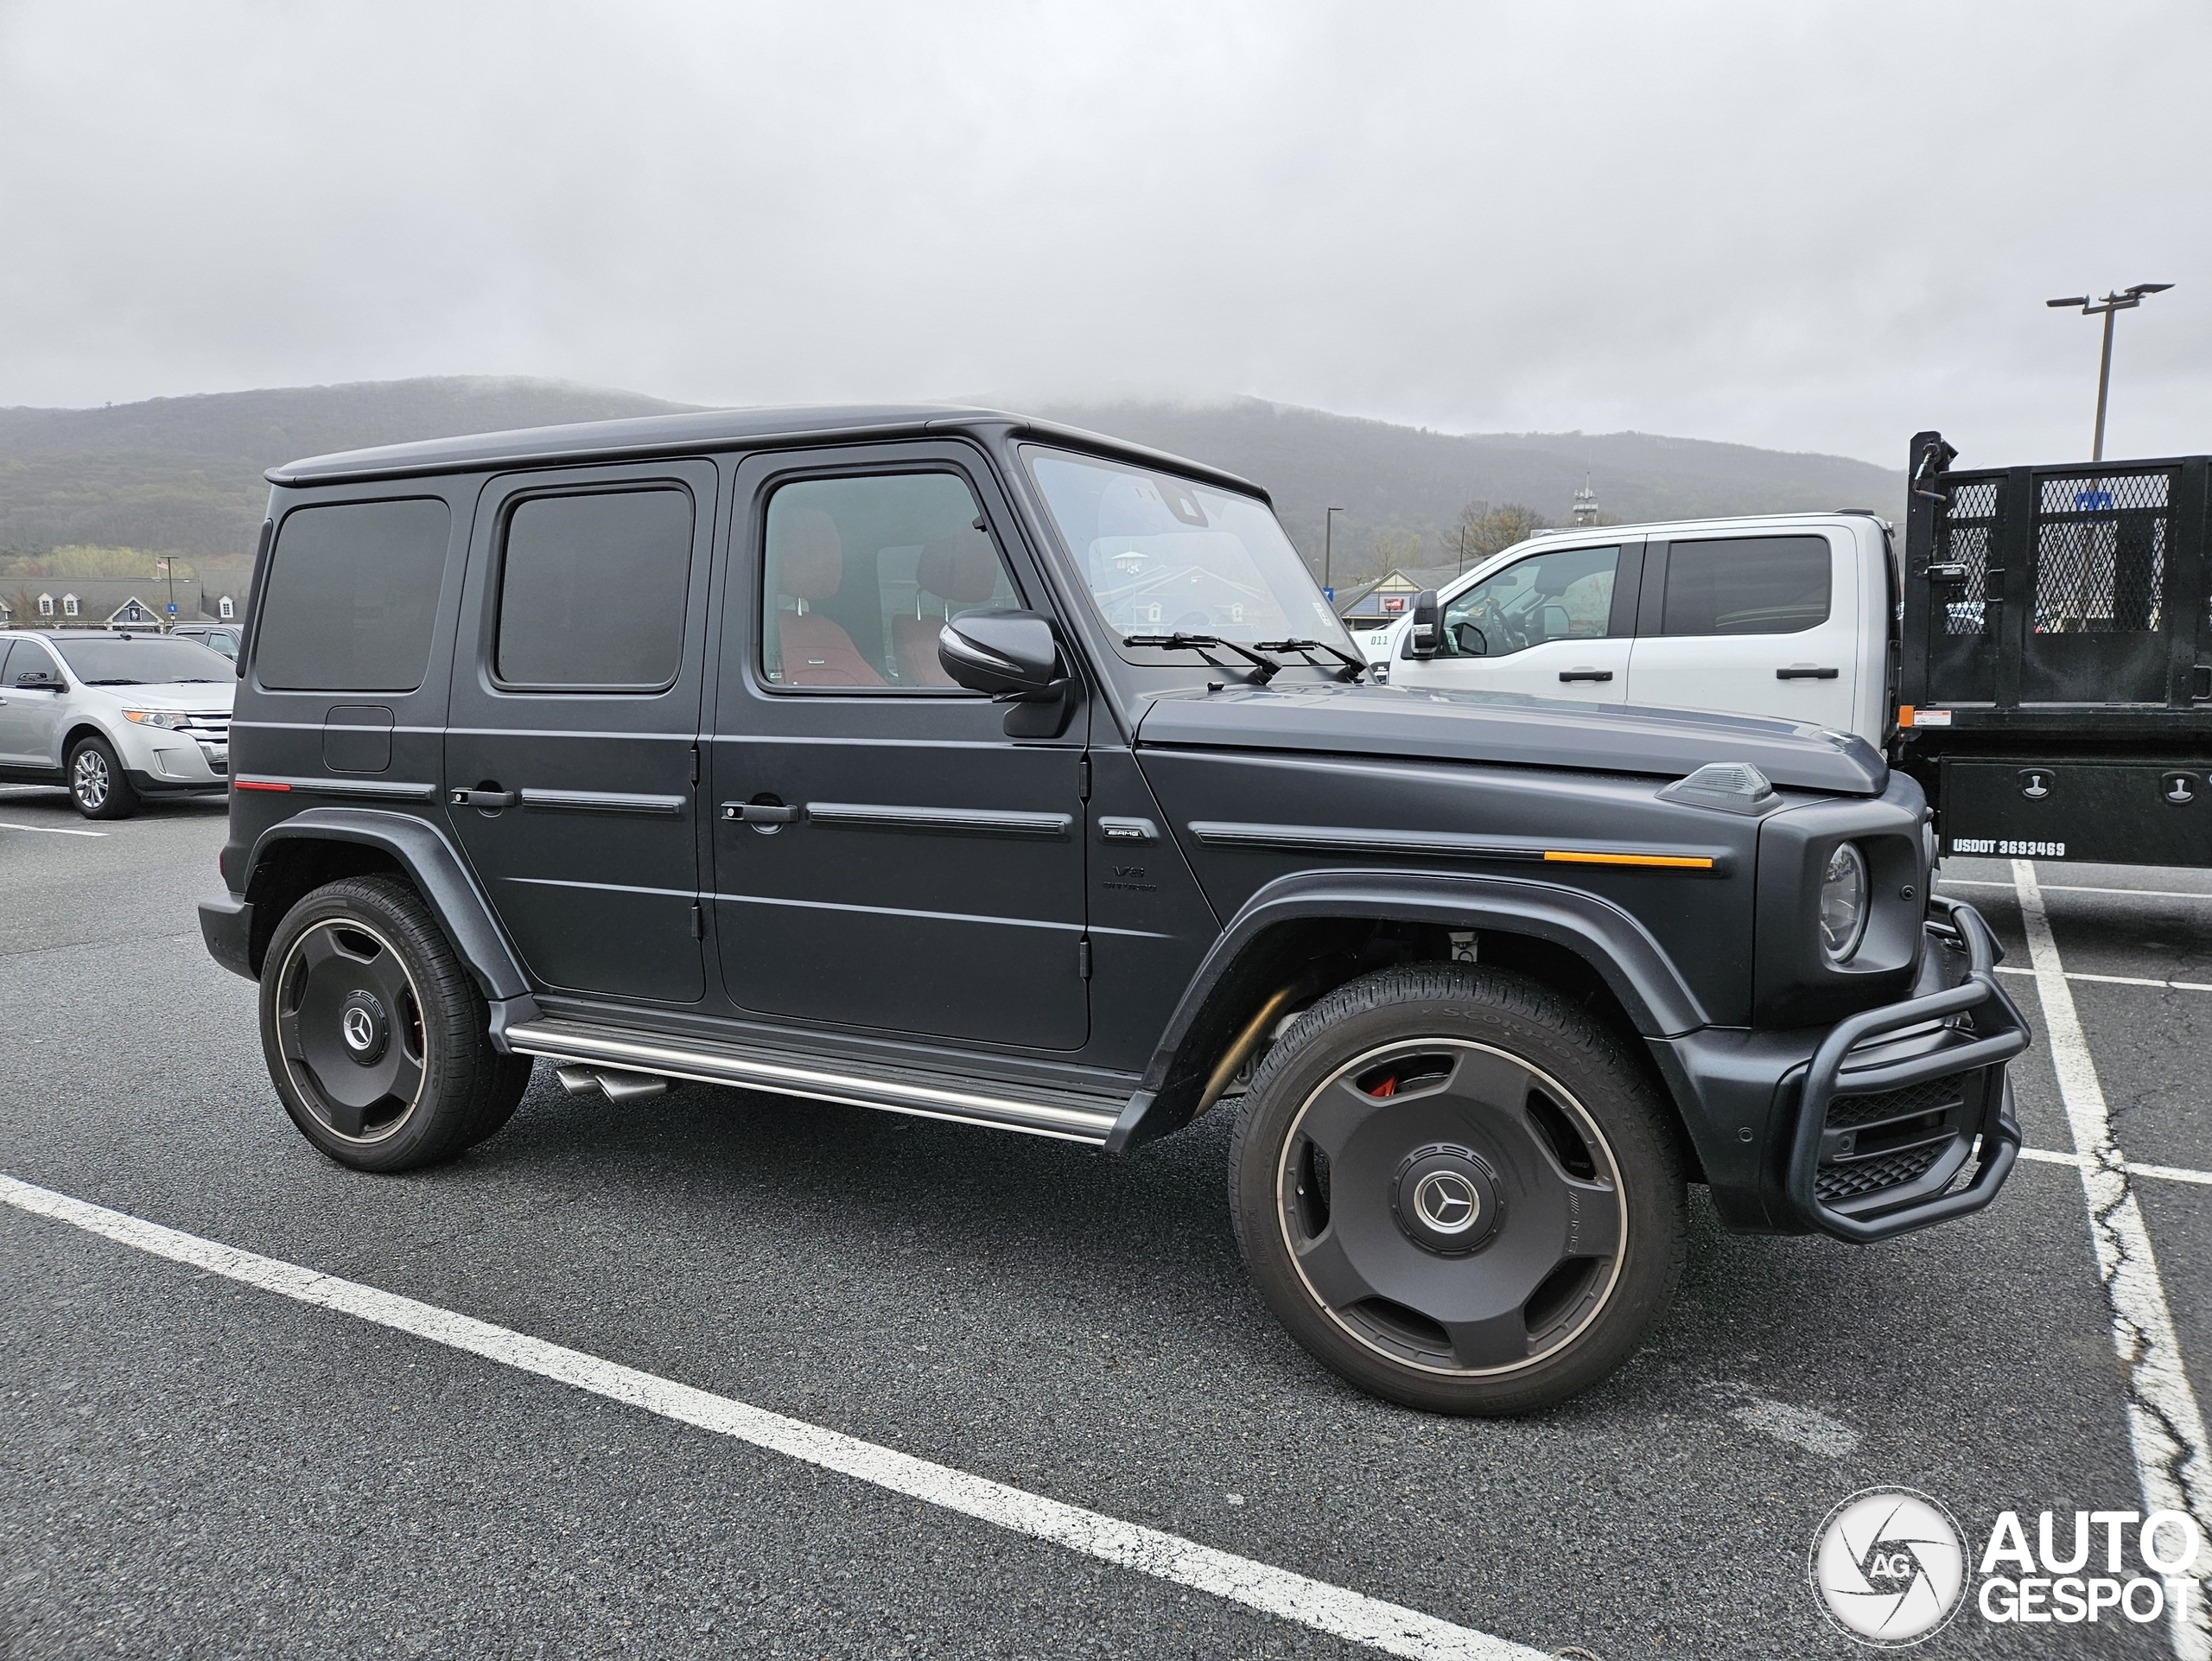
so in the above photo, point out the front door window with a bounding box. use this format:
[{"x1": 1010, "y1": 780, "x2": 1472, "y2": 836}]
[
  {"x1": 1442, "y1": 546, "x2": 1621, "y2": 659},
  {"x1": 761, "y1": 473, "x2": 1018, "y2": 689}
]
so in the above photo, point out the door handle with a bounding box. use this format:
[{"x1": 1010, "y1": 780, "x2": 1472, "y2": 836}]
[
  {"x1": 1777, "y1": 666, "x2": 1840, "y2": 680},
  {"x1": 721, "y1": 801, "x2": 800, "y2": 824},
  {"x1": 1558, "y1": 669, "x2": 1613, "y2": 683},
  {"x1": 451, "y1": 787, "x2": 519, "y2": 809}
]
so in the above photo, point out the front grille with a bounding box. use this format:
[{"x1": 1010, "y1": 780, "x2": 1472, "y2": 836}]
[
  {"x1": 1826, "y1": 1076, "x2": 1966, "y2": 1130},
  {"x1": 1815, "y1": 1068, "x2": 1980, "y2": 1210},
  {"x1": 178, "y1": 710, "x2": 230, "y2": 743},
  {"x1": 1817, "y1": 1143, "x2": 1946, "y2": 1203}
]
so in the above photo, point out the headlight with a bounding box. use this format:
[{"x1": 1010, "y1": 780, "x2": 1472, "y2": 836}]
[
  {"x1": 1819, "y1": 842, "x2": 1869, "y2": 963},
  {"x1": 122, "y1": 710, "x2": 188, "y2": 729}
]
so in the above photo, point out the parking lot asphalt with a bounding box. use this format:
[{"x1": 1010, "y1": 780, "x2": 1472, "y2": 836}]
[{"x1": 1, "y1": 787, "x2": 2205, "y2": 1660}]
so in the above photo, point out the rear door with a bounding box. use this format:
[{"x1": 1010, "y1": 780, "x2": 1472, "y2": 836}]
[
  {"x1": 708, "y1": 442, "x2": 1090, "y2": 1049},
  {"x1": 1625, "y1": 530, "x2": 1859, "y2": 729},
  {"x1": 444, "y1": 461, "x2": 715, "y2": 1006},
  {"x1": 1406, "y1": 542, "x2": 1637, "y2": 702}
]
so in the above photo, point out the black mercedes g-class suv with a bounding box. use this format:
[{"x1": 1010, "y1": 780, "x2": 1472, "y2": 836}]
[{"x1": 200, "y1": 406, "x2": 2028, "y2": 1414}]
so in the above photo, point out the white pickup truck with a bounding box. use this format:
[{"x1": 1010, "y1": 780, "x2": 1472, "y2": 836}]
[
  {"x1": 1363, "y1": 511, "x2": 1896, "y2": 744},
  {"x1": 1362, "y1": 429, "x2": 2212, "y2": 874}
]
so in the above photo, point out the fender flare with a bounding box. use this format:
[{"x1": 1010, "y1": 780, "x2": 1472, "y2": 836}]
[
  {"x1": 246, "y1": 807, "x2": 531, "y2": 1003},
  {"x1": 1105, "y1": 867, "x2": 1710, "y2": 1153}
]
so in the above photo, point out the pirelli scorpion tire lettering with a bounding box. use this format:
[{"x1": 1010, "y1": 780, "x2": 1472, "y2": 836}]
[
  {"x1": 1230, "y1": 963, "x2": 1687, "y2": 1416},
  {"x1": 259, "y1": 875, "x2": 535, "y2": 1174}
]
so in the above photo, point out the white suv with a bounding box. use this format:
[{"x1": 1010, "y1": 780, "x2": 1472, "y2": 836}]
[{"x1": 0, "y1": 630, "x2": 234, "y2": 818}]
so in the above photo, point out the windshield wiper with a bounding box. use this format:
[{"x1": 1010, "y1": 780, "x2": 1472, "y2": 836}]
[
  {"x1": 81, "y1": 678, "x2": 143, "y2": 685},
  {"x1": 1122, "y1": 633, "x2": 1282, "y2": 685},
  {"x1": 1253, "y1": 639, "x2": 1367, "y2": 683}
]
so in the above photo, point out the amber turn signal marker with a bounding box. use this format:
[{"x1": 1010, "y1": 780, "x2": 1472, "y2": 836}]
[
  {"x1": 1543, "y1": 850, "x2": 1714, "y2": 869},
  {"x1": 233, "y1": 780, "x2": 290, "y2": 792}
]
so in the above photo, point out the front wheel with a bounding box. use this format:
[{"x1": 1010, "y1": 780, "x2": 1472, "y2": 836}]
[
  {"x1": 1230, "y1": 964, "x2": 1685, "y2": 1415},
  {"x1": 69, "y1": 735, "x2": 138, "y2": 819}
]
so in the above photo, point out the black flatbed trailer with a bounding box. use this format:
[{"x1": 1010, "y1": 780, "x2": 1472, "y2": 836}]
[{"x1": 1897, "y1": 430, "x2": 2212, "y2": 868}]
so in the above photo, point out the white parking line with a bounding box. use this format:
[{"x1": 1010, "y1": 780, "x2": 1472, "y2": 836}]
[
  {"x1": 1995, "y1": 964, "x2": 2212, "y2": 994},
  {"x1": 2012, "y1": 860, "x2": 2212, "y2": 1661},
  {"x1": 1942, "y1": 876, "x2": 2212, "y2": 903},
  {"x1": 0, "y1": 820, "x2": 107, "y2": 837},
  {"x1": 0, "y1": 1173, "x2": 1546, "y2": 1661},
  {"x1": 2018, "y1": 1148, "x2": 2212, "y2": 1188}
]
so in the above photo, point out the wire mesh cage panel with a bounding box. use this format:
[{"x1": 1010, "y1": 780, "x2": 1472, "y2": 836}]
[
  {"x1": 1937, "y1": 480, "x2": 2001, "y2": 638},
  {"x1": 2030, "y1": 470, "x2": 2171, "y2": 635}
]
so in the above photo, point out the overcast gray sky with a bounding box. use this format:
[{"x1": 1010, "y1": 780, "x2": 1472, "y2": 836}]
[{"x1": 3, "y1": 1, "x2": 2206, "y2": 468}]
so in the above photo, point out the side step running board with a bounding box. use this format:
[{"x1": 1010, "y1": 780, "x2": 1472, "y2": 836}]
[{"x1": 506, "y1": 1019, "x2": 1123, "y2": 1145}]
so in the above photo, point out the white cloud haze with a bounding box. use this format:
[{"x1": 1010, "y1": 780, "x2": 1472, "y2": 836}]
[{"x1": 2, "y1": 0, "x2": 2206, "y2": 468}]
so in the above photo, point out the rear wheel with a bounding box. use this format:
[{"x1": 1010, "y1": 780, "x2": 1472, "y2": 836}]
[
  {"x1": 68, "y1": 736, "x2": 138, "y2": 819},
  {"x1": 259, "y1": 875, "x2": 531, "y2": 1172},
  {"x1": 1230, "y1": 963, "x2": 1685, "y2": 1415}
]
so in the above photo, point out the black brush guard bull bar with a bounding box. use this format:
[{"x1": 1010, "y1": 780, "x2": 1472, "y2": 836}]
[{"x1": 1784, "y1": 898, "x2": 2031, "y2": 1242}]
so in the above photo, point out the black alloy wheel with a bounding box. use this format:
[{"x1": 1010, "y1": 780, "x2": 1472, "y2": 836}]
[
  {"x1": 68, "y1": 735, "x2": 139, "y2": 819},
  {"x1": 260, "y1": 875, "x2": 532, "y2": 1173},
  {"x1": 1230, "y1": 963, "x2": 1685, "y2": 1415}
]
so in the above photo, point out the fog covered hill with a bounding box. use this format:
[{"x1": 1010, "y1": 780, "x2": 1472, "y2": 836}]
[
  {"x1": 0, "y1": 378, "x2": 692, "y2": 563},
  {"x1": 0, "y1": 378, "x2": 1904, "y2": 579}
]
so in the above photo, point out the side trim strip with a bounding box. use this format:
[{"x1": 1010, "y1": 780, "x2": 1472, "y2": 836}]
[
  {"x1": 805, "y1": 802, "x2": 1074, "y2": 839},
  {"x1": 1187, "y1": 820, "x2": 1725, "y2": 872},
  {"x1": 233, "y1": 775, "x2": 435, "y2": 803},
  {"x1": 518, "y1": 788, "x2": 684, "y2": 816},
  {"x1": 503, "y1": 1022, "x2": 1121, "y2": 1144}
]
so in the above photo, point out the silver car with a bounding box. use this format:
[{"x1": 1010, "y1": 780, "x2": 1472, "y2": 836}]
[{"x1": 0, "y1": 630, "x2": 233, "y2": 818}]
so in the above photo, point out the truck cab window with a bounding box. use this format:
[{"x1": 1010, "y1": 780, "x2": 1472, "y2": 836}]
[
  {"x1": 1442, "y1": 545, "x2": 1618, "y2": 658},
  {"x1": 1661, "y1": 536, "x2": 1829, "y2": 636}
]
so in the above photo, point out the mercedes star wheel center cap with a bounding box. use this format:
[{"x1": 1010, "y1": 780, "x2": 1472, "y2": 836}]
[
  {"x1": 339, "y1": 991, "x2": 389, "y2": 1066},
  {"x1": 1393, "y1": 1143, "x2": 1503, "y2": 1256}
]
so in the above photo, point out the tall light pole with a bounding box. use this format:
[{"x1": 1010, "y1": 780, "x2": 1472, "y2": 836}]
[
  {"x1": 2047, "y1": 283, "x2": 2173, "y2": 461},
  {"x1": 1323, "y1": 507, "x2": 1344, "y2": 603}
]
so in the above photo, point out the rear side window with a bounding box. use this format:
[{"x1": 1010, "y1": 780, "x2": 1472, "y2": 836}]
[
  {"x1": 257, "y1": 499, "x2": 452, "y2": 690},
  {"x1": 1660, "y1": 535, "x2": 1831, "y2": 636},
  {"x1": 496, "y1": 488, "x2": 693, "y2": 689}
]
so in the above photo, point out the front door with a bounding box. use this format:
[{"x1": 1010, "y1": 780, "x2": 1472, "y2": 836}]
[
  {"x1": 709, "y1": 445, "x2": 1090, "y2": 1049},
  {"x1": 1626, "y1": 531, "x2": 1859, "y2": 729},
  {"x1": 1409, "y1": 542, "x2": 1637, "y2": 702},
  {"x1": 444, "y1": 461, "x2": 715, "y2": 1005}
]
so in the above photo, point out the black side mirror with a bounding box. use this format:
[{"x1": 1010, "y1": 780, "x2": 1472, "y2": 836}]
[
  {"x1": 14, "y1": 671, "x2": 60, "y2": 690},
  {"x1": 938, "y1": 609, "x2": 1077, "y2": 738},
  {"x1": 1406, "y1": 589, "x2": 1440, "y2": 659}
]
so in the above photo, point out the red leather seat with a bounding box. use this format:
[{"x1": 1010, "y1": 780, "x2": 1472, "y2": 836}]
[
  {"x1": 894, "y1": 530, "x2": 1004, "y2": 685},
  {"x1": 774, "y1": 509, "x2": 884, "y2": 687}
]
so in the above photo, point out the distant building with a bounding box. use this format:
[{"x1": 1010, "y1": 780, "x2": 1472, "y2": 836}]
[
  {"x1": 1336, "y1": 565, "x2": 1464, "y2": 628},
  {"x1": 10, "y1": 576, "x2": 247, "y2": 629},
  {"x1": 1571, "y1": 474, "x2": 1602, "y2": 527}
]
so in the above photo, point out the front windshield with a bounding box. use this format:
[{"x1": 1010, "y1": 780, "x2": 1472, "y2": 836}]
[
  {"x1": 50, "y1": 634, "x2": 232, "y2": 685},
  {"x1": 1025, "y1": 448, "x2": 1352, "y2": 655}
]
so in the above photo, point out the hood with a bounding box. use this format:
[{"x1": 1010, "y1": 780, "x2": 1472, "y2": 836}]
[
  {"x1": 79, "y1": 680, "x2": 235, "y2": 710},
  {"x1": 1135, "y1": 681, "x2": 1886, "y2": 795}
]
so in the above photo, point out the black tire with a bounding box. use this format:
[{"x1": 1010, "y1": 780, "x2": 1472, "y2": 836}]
[
  {"x1": 258, "y1": 875, "x2": 533, "y2": 1173},
  {"x1": 68, "y1": 735, "x2": 138, "y2": 819},
  {"x1": 1230, "y1": 963, "x2": 1685, "y2": 1415}
]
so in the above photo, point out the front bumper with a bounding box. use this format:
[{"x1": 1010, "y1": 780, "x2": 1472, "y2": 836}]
[{"x1": 1649, "y1": 898, "x2": 2030, "y2": 1241}]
